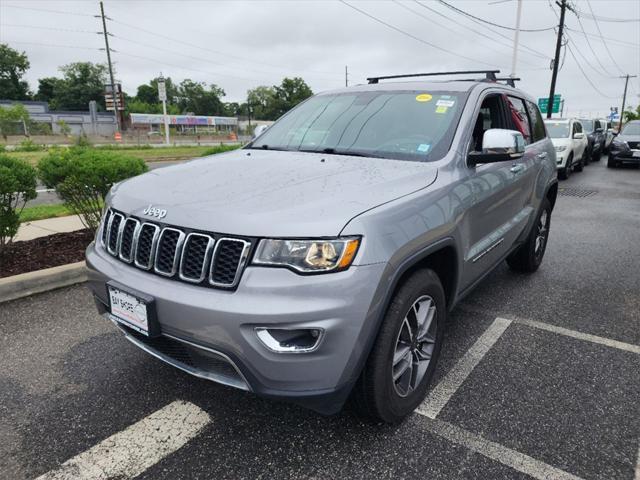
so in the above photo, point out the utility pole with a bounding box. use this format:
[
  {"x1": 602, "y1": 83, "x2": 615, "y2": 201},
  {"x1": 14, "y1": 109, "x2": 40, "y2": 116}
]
[
  {"x1": 157, "y1": 75, "x2": 170, "y2": 145},
  {"x1": 99, "y1": 1, "x2": 120, "y2": 133},
  {"x1": 345, "y1": 65, "x2": 349, "y2": 87},
  {"x1": 618, "y1": 74, "x2": 637, "y2": 131},
  {"x1": 510, "y1": 0, "x2": 522, "y2": 78},
  {"x1": 546, "y1": 0, "x2": 568, "y2": 119}
]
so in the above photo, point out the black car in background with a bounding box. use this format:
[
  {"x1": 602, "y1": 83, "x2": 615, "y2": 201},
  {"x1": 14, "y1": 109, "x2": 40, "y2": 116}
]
[
  {"x1": 608, "y1": 120, "x2": 640, "y2": 168},
  {"x1": 579, "y1": 118, "x2": 606, "y2": 162}
]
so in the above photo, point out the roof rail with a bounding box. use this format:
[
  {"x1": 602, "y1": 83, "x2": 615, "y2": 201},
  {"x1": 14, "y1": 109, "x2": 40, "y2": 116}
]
[
  {"x1": 367, "y1": 70, "x2": 500, "y2": 84},
  {"x1": 494, "y1": 77, "x2": 520, "y2": 87}
]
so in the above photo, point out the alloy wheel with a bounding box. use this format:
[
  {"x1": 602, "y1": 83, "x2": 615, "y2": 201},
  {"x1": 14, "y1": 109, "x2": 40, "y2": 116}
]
[
  {"x1": 534, "y1": 209, "x2": 549, "y2": 260},
  {"x1": 391, "y1": 295, "x2": 437, "y2": 397}
]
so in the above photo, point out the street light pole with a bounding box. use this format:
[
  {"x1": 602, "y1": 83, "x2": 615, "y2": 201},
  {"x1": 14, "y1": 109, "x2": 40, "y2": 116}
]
[{"x1": 510, "y1": 0, "x2": 522, "y2": 78}]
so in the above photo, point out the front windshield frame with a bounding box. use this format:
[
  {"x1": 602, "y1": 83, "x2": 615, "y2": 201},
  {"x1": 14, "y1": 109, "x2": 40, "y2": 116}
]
[
  {"x1": 621, "y1": 122, "x2": 640, "y2": 136},
  {"x1": 247, "y1": 89, "x2": 470, "y2": 163}
]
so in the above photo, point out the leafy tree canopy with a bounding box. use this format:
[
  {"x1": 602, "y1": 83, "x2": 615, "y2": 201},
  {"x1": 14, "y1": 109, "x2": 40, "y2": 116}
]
[
  {"x1": 247, "y1": 77, "x2": 313, "y2": 120},
  {"x1": 35, "y1": 62, "x2": 108, "y2": 111},
  {"x1": 0, "y1": 44, "x2": 31, "y2": 100}
]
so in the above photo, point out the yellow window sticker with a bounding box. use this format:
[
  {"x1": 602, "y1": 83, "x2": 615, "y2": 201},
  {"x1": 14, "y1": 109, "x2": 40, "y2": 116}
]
[
  {"x1": 415, "y1": 93, "x2": 432, "y2": 102},
  {"x1": 435, "y1": 105, "x2": 448, "y2": 114}
]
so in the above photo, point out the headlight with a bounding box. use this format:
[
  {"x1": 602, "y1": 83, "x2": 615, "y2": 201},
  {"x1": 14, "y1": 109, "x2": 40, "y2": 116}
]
[
  {"x1": 612, "y1": 139, "x2": 628, "y2": 149},
  {"x1": 554, "y1": 146, "x2": 567, "y2": 152},
  {"x1": 253, "y1": 237, "x2": 361, "y2": 273}
]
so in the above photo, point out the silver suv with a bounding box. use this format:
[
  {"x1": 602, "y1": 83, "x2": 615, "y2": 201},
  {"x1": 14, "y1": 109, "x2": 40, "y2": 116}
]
[{"x1": 86, "y1": 70, "x2": 557, "y2": 423}]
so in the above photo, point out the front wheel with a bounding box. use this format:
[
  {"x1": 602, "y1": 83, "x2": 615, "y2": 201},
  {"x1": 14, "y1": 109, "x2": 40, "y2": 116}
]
[
  {"x1": 558, "y1": 154, "x2": 572, "y2": 180},
  {"x1": 607, "y1": 156, "x2": 617, "y2": 168},
  {"x1": 507, "y1": 198, "x2": 551, "y2": 273},
  {"x1": 352, "y1": 269, "x2": 445, "y2": 423}
]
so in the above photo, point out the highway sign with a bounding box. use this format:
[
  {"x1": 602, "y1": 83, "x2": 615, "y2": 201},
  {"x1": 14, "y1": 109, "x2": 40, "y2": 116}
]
[{"x1": 538, "y1": 94, "x2": 561, "y2": 114}]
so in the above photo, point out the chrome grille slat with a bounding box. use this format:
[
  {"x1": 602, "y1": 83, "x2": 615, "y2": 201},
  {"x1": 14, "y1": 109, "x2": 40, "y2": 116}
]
[
  {"x1": 154, "y1": 227, "x2": 186, "y2": 277},
  {"x1": 100, "y1": 209, "x2": 251, "y2": 289},
  {"x1": 209, "y1": 238, "x2": 251, "y2": 288},
  {"x1": 179, "y1": 233, "x2": 214, "y2": 283}
]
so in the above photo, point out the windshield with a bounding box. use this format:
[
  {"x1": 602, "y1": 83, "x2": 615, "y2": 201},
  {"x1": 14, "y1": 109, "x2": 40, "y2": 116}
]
[
  {"x1": 621, "y1": 122, "x2": 640, "y2": 136},
  {"x1": 544, "y1": 122, "x2": 570, "y2": 138},
  {"x1": 580, "y1": 120, "x2": 594, "y2": 132},
  {"x1": 249, "y1": 90, "x2": 467, "y2": 162}
]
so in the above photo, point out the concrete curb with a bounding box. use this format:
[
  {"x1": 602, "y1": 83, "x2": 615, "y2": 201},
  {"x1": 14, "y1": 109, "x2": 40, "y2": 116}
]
[{"x1": 0, "y1": 261, "x2": 87, "y2": 304}]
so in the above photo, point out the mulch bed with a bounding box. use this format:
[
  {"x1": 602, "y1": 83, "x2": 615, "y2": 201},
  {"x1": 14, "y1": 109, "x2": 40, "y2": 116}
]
[{"x1": 0, "y1": 229, "x2": 94, "y2": 279}]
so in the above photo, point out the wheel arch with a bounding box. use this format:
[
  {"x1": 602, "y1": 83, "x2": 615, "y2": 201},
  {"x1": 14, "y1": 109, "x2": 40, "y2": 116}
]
[{"x1": 545, "y1": 180, "x2": 559, "y2": 211}]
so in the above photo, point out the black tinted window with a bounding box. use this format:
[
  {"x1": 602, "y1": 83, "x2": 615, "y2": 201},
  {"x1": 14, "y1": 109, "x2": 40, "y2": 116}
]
[{"x1": 526, "y1": 100, "x2": 546, "y2": 142}]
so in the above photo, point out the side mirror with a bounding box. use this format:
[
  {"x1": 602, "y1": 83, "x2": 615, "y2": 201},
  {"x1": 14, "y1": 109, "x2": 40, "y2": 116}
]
[
  {"x1": 468, "y1": 129, "x2": 525, "y2": 165},
  {"x1": 596, "y1": 127, "x2": 604, "y2": 133},
  {"x1": 573, "y1": 132, "x2": 585, "y2": 139},
  {"x1": 253, "y1": 124, "x2": 269, "y2": 139}
]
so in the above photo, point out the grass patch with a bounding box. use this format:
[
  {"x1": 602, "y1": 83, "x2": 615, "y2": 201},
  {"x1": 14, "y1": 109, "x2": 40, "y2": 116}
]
[
  {"x1": 9, "y1": 144, "x2": 241, "y2": 166},
  {"x1": 20, "y1": 204, "x2": 74, "y2": 223}
]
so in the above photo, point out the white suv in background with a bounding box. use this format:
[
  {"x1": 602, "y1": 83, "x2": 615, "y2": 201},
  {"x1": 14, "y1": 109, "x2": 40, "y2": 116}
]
[{"x1": 544, "y1": 118, "x2": 588, "y2": 180}]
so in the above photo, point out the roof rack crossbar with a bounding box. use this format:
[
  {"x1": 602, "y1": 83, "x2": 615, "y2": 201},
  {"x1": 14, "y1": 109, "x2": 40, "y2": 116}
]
[
  {"x1": 367, "y1": 70, "x2": 500, "y2": 84},
  {"x1": 494, "y1": 77, "x2": 521, "y2": 87}
]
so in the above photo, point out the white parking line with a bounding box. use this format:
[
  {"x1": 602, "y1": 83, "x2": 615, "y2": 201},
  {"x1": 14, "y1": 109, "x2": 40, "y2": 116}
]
[
  {"x1": 515, "y1": 318, "x2": 640, "y2": 355},
  {"x1": 35, "y1": 400, "x2": 210, "y2": 480},
  {"x1": 416, "y1": 317, "x2": 512, "y2": 419},
  {"x1": 635, "y1": 444, "x2": 640, "y2": 480},
  {"x1": 420, "y1": 417, "x2": 584, "y2": 480}
]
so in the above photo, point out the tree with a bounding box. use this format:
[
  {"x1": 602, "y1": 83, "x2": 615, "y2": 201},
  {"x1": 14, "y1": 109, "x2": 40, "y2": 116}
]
[
  {"x1": 623, "y1": 105, "x2": 640, "y2": 122},
  {"x1": 175, "y1": 79, "x2": 226, "y2": 116},
  {"x1": 0, "y1": 103, "x2": 29, "y2": 139},
  {"x1": 247, "y1": 85, "x2": 278, "y2": 120},
  {"x1": 40, "y1": 62, "x2": 108, "y2": 111},
  {"x1": 273, "y1": 77, "x2": 313, "y2": 118},
  {"x1": 0, "y1": 44, "x2": 31, "y2": 100}
]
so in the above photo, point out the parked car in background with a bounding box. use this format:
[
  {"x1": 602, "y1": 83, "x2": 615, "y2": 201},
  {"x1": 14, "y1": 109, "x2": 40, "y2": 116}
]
[
  {"x1": 544, "y1": 118, "x2": 588, "y2": 179},
  {"x1": 602, "y1": 120, "x2": 614, "y2": 152},
  {"x1": 608, "y1": 120, "x2": 640, "y2": 168},
  {"x1": 85, "y1": 70, "x2": 558, "y2": 423},
  {"x1": 579, "y1": 118, "x2": 605, "y2": 162}
]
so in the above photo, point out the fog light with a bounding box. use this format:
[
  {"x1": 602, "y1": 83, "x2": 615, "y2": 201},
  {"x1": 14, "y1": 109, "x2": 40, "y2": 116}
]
[{"x1": 255, "y1": 327, "x2": 324, "y2": 353}]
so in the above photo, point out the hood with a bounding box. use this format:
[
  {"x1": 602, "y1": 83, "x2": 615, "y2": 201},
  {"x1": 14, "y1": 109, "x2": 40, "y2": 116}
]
[
  {"x1": 550, "y1": 138, "x2": 571, "y2": 148},
  {"x1": 110, "y1": 149, "x2": 438, "y2": 237},
  {"x1": 617, "y1": 134, "x2": 640, "y2": 143}
]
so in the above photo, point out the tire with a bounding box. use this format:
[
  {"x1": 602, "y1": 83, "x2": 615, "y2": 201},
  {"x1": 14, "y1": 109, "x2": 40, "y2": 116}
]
[
  {"x1": 607, "y1": 155, "x2": 616, "y2": 168},
  {"x1": 352, "y1": 269, "x2": 445, "y2": 423},
  {"x1": 507, "y1": 198, "x2": 551, "y2": 273},
  {"x1": 574, "y1": 151, "x2": 584, "y2": 172},
  {"x1": 558, "y1": 154, "x2": 572, "y2": 180},
  {"x1": 584, "y1": 146, "x2": 591, "y2": 165}
]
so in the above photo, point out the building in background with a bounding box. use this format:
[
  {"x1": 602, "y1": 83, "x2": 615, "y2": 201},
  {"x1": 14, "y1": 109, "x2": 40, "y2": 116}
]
[
  {"x1": 129, "y1": 113, "x2": 238, "y2": 135},
  {"x1": 0, "y1": 100, "x2": 117, "y2": 136}
]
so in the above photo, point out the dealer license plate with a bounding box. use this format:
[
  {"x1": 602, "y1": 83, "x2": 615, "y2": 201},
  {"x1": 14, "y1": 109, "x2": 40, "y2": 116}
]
[
  {"x1": 108, "y1": 285, "x2": 149, "y2": 335},
  {"x1": 632, "y1": 151, "x2": 640, "y2": 158}
]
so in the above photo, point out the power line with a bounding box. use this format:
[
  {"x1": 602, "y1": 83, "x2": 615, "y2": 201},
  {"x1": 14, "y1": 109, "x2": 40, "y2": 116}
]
[
  {"x1": 436, "y1": 0, "x2": 556, "y2": 32},
  {"x1": 416, "y1": 1, "x2": 551, "y2": 60},
  {"x1": 392, "y1": 0, "x2": 543, "y2": 67},
  {"x1": 338, "y1": 0, "x2": 499, "y2": 68},
  {"x1": 570, "y1": 12, "x2": 617, "y2": 78},
  {"x1": 3, "y1": 40, "x2": 102, "y2": 51},
  {"x1": 584, "y1": 0, "x2": 627, "y2": 75},
  {"x1": 411, "y1": 0, "x2": 550, "y2": 61},
  {"x1": 0, "y1": 4, "x2": 95, "y2": 17},
  {"x1": 565, "y1": 43, "x2": 617, "y2": 99},
  {"x1": 570, "y1": 9, "x2": 640, "y2": 23},
  {"x1": 0, "y1": 24, "x2": 99, "y2": 35},
  {"x1": 564, "y1": 26, "x2": 640, "y2": 49},
  {"x1": 109, "y1": 18, "x2": 339, "y2": 78}
]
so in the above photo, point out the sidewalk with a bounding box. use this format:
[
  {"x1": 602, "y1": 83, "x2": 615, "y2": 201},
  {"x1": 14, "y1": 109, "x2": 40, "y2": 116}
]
[{"x1": 16, "y1": 215, "x2": 86, "y2": 242}]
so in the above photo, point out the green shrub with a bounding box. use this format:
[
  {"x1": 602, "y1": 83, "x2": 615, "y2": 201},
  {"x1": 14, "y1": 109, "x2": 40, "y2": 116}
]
[
  {"x1": 38, "y1": 149, "x2": 148, "y2": 230},
  {"x1": 201, "y1": 144, "x2": 241, "y2": 156},
  {"x1": 15, "y1": 138, "x2": 45, "y2": 152},
  {"x1": 0, "y1": 144, "x2": 5, "y2": 152},
  {"x1": 0, "y1": 154, "x2": 37, "y2": 252},
  {"x1": 74, "y1": 133, "x2": 93, "y2": 148}
]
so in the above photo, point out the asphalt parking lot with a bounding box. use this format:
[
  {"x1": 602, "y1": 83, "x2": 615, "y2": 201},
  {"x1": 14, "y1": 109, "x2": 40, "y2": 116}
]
[{"x1": 1, "y1": 156, "x2": 639, "y2": 480}]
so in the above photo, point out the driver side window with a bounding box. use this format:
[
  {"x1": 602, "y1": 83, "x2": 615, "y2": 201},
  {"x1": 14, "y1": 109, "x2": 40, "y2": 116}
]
[{"x1": 471, "y1": 94, "x2": 507, "y2": 152}]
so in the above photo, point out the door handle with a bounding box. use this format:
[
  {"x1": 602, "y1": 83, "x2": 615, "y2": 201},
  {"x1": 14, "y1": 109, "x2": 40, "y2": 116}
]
[
  {"x1": 510, "y1": 164, "x2": 524, "y2": 174},
  {"x1": 537, "y1": 152, "x2": 548, "y2": 159}
]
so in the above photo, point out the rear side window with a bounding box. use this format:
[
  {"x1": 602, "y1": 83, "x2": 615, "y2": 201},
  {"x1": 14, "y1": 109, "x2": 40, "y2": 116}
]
[
  {"x1": 574, "y1": 122, "x2": 582, "y2": 134},
  {"x1": 505, "y1": 96, "x2": 531, "y2": 144},
  {"x1": 526, "y1": 100, "x2": 546, "y2": 143}
]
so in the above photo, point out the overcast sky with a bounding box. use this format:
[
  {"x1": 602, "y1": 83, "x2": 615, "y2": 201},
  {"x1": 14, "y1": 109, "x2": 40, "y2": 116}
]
[{"x1": 1, "y1": 0, "x2": 638, "y2": 117}]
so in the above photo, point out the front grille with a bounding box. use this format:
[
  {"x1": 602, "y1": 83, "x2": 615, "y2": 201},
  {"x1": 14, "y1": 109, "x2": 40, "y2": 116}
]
[
  {"x1": 628, "y1": 141, "x2": 639, "y2": 150},
  {"x1": 101, "y1": 208, "x2": 251, "y2": 289}
]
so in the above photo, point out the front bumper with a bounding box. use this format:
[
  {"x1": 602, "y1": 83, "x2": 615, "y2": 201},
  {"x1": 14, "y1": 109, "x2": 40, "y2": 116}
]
[
  {"x1": 609, "y1": 150, "x2": 640, "y2": 164},
  {"x1": 86, "y1": 241, "x2": 387, "y2": 413},
  {"x1": 555, "y1": 152, "x2": 569, "y2": 169}
]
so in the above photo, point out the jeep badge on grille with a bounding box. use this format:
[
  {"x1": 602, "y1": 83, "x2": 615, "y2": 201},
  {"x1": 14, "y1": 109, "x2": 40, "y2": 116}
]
[{"x1": 143, "y1": 205, "x2": 168, "y2": 219}]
